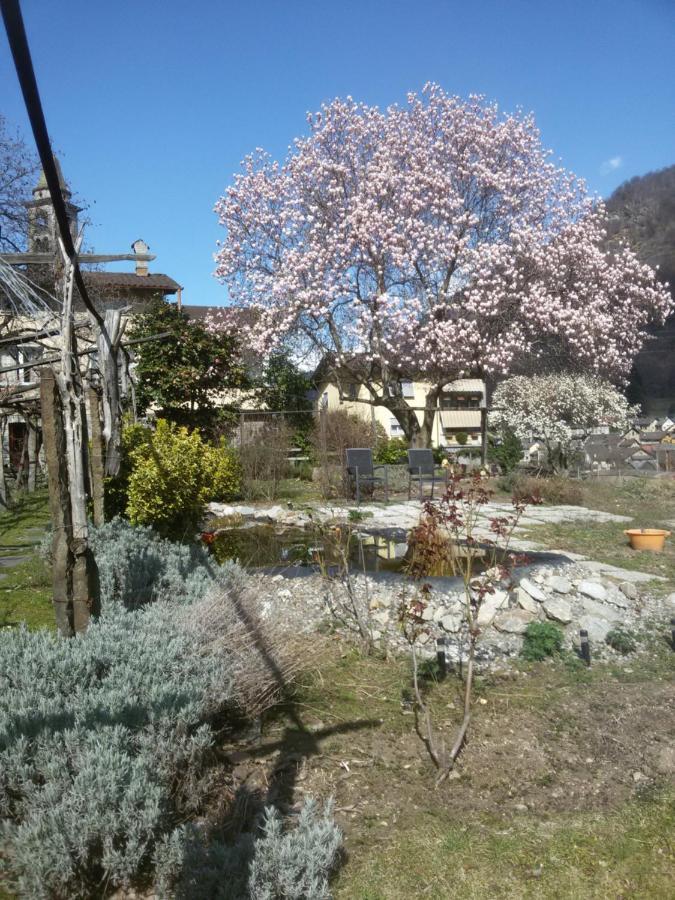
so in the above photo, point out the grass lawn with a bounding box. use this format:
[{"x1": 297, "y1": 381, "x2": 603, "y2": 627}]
[
  {"x1": 250, "y1": 635, "x2": 675, "y2": 899},
  {"x1": 0, "y1": 488, "x2": 53, "y2": 631},
  {"x1": 521, "y1": 478, "x2": 675, "y2": 587}
]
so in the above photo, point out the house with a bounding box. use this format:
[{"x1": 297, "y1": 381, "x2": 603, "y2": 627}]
[
  {"x1": 0, "y1": 165, "x2": 182, "y2": 470},
  {"x1": 582, "y1": 433, "x2": 658, "y2": 471},
  {"x1": 314, "y1": 360, "x2": 486, "y2": 450},
  {"x1": 633, "y1": 416, "x2": 660, "y2": 433}
]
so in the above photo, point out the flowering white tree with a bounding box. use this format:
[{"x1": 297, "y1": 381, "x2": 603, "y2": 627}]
[
  {"x1": 490, "y1": 374, "x2": 638, "y2": 471},
  {"x1": 210, "y1": 85, "x2": 672, "y2": 446}
]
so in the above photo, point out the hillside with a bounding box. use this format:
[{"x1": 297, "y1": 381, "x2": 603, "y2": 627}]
[{"x1": 605, "y1": 166, "x2": 675, "y2": 414}]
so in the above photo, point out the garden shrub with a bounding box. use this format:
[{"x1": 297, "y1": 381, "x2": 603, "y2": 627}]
[
  {"x1": 605, "y1": 628, "x2": 637, "y2": 654},
  {"x1": 87, "y1": 517, "x2": 239, "y2": 609},
  {"x1": 2, "y1": 526, "x2": 307, "y2": 898},
  {"x1": 205, "y1": 439, "x2": 243, "y2": 502},
  {"x1": 513, "y1": 475, "x2": 583, "y2": 506},
  {"x1": 521, "y1": 621, "x2": 564, "y2": 661},
  {"x1": 125, "y1": 419, "x2": 240, "y2": 539},
  {"x1": 104, "y1": 420, "x2": 152, "y2": 519},
  {"x1": 155, "y1": 798, "x2": 342, "y2": 900},
  {"x1": 374, "y1": 437, "x2": 409, "y2": 465},
  {"x1": 487, "y1": 428, "x2": 523, "y2": 473}
]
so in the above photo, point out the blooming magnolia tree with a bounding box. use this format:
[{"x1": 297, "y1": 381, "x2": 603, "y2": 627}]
[
  {"x1": 211, "y1": 85, "x2": 672, "y2": 446},
  {"x1": 490, "y1": 374, "x2": 638, "y2": 471}
]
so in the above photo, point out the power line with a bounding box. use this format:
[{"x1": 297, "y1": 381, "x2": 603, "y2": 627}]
[{"x1": 0, "y1": 0, "x2": 104, "y2": 331}]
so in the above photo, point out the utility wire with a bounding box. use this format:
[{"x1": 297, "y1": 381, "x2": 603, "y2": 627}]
[{"x1": 0, "y1": 0, "x2": 105, "y2": 331}]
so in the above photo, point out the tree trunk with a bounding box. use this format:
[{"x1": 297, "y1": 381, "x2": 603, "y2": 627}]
[
  {"x1": 0, "y1": 418, "x2": 7, "y2": 508},
  {"x1": 26, "y1": 416, "x2": 38, "y2": 492},
  {"x1": 87, "y1": 386, "x2": 105, "y2": 527},
  {"x1": 385, "y1": 387, "x2": 440, "y2": 448},
  {"x1": 40, "y1": 368, "x2": 74, "y2": 636}
]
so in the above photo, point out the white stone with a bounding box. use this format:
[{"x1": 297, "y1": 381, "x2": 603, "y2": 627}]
[
  {"x1": 666, "y1": 593, "x2": 675, "y2": 610},
  {"x1": 548, "y1": 575, "x2": 572, "y2": 594},
  {"x1": 581, "y1": 597, "x2": 621, "y2": 622},
  {"x1": 259, "y1": 505, "x2": 286, "y2": 521},
  {"x1": 515, "y1": 588, "x2": 539, "y2": 615},
  {"x1": 440, "y1": 614, "x2": 462, "y2": 633},
  {"x1": 494, "y1": 609, "x2": 535, "y2": 634},
  {"x1": 373, "y1": 610, "x2": 390, "y2": 626},
  {"x1": 578, "y1": 614, "x2": 613, "y2": 643},
  {"x1": 477, "y1": 590, "x2": 509, "y2": 626},
  {"x1": 421, "y1": 606, "x2": 434, "y2": 622},
  {"x1": 577, "y1": 581, "x2": 607, "y2": 602},
  {"x1": 543, "y1": 597, "x2": 573, "y2": 624},
  {"x1": 277, "y1": 589, "x2": 292, "y2": 600},
  {"x1": 619, "y1": 581, "x2": 639, "y2": 601},
  {"x1": 605, "y1": 590, "x2": 630, "y2": 609},
  {"x1": 519, "y1": 577, "x2": 547, "y2": 603}
]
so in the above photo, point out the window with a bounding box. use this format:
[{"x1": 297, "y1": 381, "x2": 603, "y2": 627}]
[
  {"x1": 400, "y1": 380, "x2": 414, "y2": 399},
  {"x1": 340, "y1": 382, "x2": 358, "y2": 401},
  {"x1": 390, "y1": 418, "x2": 404, "y2": 436},
  {"x1": 441, "y1": 394, "x2": 480, "y2": 410}
]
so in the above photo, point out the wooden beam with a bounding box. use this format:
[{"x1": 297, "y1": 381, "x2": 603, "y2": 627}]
[{"x1": 0, "y1": 252, "x2": 156, "y2": 265}]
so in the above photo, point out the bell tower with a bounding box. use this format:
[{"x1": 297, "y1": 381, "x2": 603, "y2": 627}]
[{"x1": 26, "y1": 160, "x2": 81, "y2": 254}]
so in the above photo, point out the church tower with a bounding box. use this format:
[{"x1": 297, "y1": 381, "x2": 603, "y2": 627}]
[{"x1": 26, "y1": 160, "x2": 81, "y2": 254}]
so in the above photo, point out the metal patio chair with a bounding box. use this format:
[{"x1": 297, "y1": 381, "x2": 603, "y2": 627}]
[
  {"x1": 407, "y1": 448, "x2": 448, "y2": 501},
  {"x1": 345, "y1": 448, "x2": 389, "y2": 505}
]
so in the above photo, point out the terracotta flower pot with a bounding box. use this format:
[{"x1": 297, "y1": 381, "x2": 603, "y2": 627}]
[{"x1": 623, "y1": 529, "x2": 671, "y2": 552}]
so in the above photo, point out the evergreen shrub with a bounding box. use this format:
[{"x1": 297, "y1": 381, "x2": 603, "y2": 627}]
[
  {"x1": 2, "y1": 525, "x2": 320, "y2": 898},
  {"x1": 155, "y1": 798, "x2": 341, "y2": 899},
  {"x1": 125, "y1": 419, "x2": 241, "y2": 539}
]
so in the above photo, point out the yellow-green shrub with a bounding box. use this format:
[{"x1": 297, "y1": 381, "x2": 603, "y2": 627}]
[
  {"x1": 204, "y1": 440, "x2": 242, "y2": 502},
  {"x1": 125, "y1": 420, "x2": 241, "y2": 540}
]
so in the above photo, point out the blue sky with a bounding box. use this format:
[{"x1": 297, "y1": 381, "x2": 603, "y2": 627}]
[{"x1": 2, "y1": 0, "x2": 674, "y2": 306}]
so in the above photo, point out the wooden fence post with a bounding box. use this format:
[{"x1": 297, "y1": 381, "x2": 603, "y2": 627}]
[
  {"x1": 88, "y1": 386, "x2": 105, "y2": 527},
  {"x1": 40, "y1": 368, "x2": 74, "y2": 636}
]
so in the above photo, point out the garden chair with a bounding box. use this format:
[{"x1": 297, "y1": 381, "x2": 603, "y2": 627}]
[
  {"x1": 407, "y1": 448, "x2": 448, "y2": 501},
  {"x1": 345, "y1": 448, "x2": 389, "y2": 505}
]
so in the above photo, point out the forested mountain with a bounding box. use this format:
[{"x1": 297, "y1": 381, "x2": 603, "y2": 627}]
[{"x1": 605, "y1": 165, "x2": 675, "y2": 413}]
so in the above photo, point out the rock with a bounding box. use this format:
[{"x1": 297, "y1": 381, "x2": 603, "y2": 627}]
[
  {"x1": 277, "y1": 589, "x2": 292, "y2": 600},
  {"x1": 372, "y1": 610, "x2": 390, "y2": 626},
  {"x1": 421, "y1": 606, "x2": 434, "y2": 622},
  {"x1": 519, "y1": 577, "x2": 547, "y2": 603},
  {"x1": 619, "y1": 581, "x2": 639, "y2": 601},
  {"x1": 543, "y1": 597, "x2": 573, "y2": 624},
  {"x1": 665, "y1": 592, "x2": 675, "y2": 610},
  {"x1": 477, "y1": 590, "x2": 509, "y2": 626},
  {"x1": 605, "y1": 589, "x2": 630, "y2": 609},
  {"x1": 494, "y1": 609, "x2": 535, "y2": 634},
  {"x1": 257, "y1": 505, "x2": 286, "y2": 521},
  {"x1": 577, "y1": 581, "x2": 608, "y2": 602},
  {"x1": 548, "y1": 575, "x2": 572, "y2": 594},
  {"x1": 440, "y1": 614, "x2": 462, "y2": 633},
  {"x1": 581, "y1": 597, "x2": 621, "y2": 622},
  {"x1": 578, "y1": 614, "x2": 613, "y2": 642},
  {"x1": 515, "y1": 588, "x2": 539, "y2": 615}
]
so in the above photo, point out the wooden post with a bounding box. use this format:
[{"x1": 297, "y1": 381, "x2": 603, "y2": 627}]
[
  {"x1": 40, "y1": 368, "x2": 74, "y2": 637},
  {"x1": 88, "y1": 386, "x2": 105, "y2": 527},
  {"x1": 26, "y1": 415, "x2": 38, "y2": 492},
  {"x1": 480, "y1": 408, "x2": 488, "y2": 466},
  {"x1": 0, "y1": 417, "x2": 7, "y2": 508}
]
